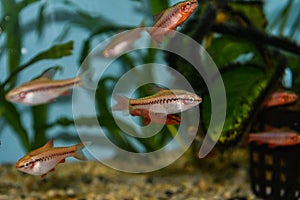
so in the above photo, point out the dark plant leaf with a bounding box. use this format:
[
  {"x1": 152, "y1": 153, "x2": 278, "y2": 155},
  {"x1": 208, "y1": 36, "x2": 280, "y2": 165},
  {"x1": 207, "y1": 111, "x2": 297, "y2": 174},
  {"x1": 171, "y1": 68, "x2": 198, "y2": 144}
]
[
  {"x1": 31, "y1": 105, "x2": 48, "y2": 149},
  {"x1": 0, "y1": 88, "x2": 30, "y2": 151},
  {"x1": 3, "y1": 41, "x2": 74, "y2": 87}
]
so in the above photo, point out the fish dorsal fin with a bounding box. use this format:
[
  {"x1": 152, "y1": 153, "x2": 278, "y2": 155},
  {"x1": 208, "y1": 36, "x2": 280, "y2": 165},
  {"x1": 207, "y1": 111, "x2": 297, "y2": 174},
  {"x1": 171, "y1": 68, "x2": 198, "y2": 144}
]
[
  {"x1": 147, "y1": 83, "x2": 167, "y2": 94},
  {"x1": 155, "y1": 89, "x2": 176, "y2": 96},
  {"x1": 41, "y1": 66, "x2": 62, "y2": 79},
  {"x1": 30, "y1": 66, "x2": 62, "y2": 81},
  {"x1": 43, "y1": 139, "x2": 54, "y2": 148},
  {"x1": 28, "y1": 139, "x2": 54, "y2": 156},
  {"x1": 153, "y1": 10, "x2": 166, "y2": 22}
]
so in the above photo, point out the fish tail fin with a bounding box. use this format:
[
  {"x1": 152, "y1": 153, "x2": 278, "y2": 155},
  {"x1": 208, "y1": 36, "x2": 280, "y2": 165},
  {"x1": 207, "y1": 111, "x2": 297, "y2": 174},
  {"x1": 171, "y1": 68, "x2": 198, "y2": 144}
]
[
  {"x1": 73, "y1": 143, "x2": 87, "y2": 160},
  {"x1": 146, "y1": 28, "x2": 161, "y2": 47},
  {"x1": 112, "y1": 95, "x2": 130, "y2": 111},
  {"x1": 78, "y1": 68, "x2": 97, "y2": 90}
]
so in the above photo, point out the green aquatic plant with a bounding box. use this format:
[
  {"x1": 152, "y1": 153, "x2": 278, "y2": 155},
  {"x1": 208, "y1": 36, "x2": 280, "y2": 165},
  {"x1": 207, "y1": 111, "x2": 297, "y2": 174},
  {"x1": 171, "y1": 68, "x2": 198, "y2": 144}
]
[{"x1": 1, "y1": 0, "x2": 300, "y2": 156}]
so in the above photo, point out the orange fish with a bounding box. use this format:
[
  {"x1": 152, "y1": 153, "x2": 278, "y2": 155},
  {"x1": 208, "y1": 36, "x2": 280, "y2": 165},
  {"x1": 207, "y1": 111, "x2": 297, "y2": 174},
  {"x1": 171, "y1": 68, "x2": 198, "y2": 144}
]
[
  {"x1": 248, "y1": 132, "x2": 300, "y2": 148},
  {"x1": 263, "y1": 91, "x2": 298, "y2": 108},
  {"x1": 102, "y1": 22, "x2": 144, "y2": 58},
  {"x1": 131, "y1": 109, "x2": 181, "y2": 125},
  {"x1": 16, "y1": 139, "x2": 86, "y2": 177},
  {"x1": 147, "y1": 0, "x2": 198, "y2": 44},
  {"x1": 112, "y1": 89, "x2": 202, "y2": 115},
  {"x1": 6, "y1": 67, "x2": 91, "y2": 105}
]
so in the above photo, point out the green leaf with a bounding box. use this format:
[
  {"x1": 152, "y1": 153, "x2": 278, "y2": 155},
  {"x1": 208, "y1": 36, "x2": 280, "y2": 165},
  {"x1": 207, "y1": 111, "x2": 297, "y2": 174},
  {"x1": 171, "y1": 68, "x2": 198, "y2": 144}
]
[
  {"x1": 16, "y1": 0, "x2": 40, "y2": 11},
  {"x1": 149, "y1": 0, "x2": 169, "y2": 15},
  {"x1": 207, "y1": 36, "x2": 261, "y2": 67},
  {"x1": 3, "y1": 41, "x2": 74, "y2": 87},
  {"x1": 229, "y1": 2, "x2": 267, "y2": 29},
  {"x1": 201, "y1": 66, "x2": 267, "y2": 145},
  {"x1": 31, "y1": 105, "x2": 48, "y2": 149},
  {"x1": 0, "y1": 88, "x2": 30, "y2": 151},
  {"x1": 37, "y1": 2, "x2": 47, "y2": 38}
]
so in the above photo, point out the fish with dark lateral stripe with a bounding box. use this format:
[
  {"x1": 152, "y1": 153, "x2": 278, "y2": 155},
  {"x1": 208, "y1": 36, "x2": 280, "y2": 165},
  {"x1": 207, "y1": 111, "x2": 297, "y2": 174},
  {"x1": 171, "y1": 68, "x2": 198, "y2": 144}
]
[
  {"x1": 112, "y1": 89, "x2": 201, "y2": 115},
  {"x1": 16, "y1": 139, "x2": 86, "y2": 178},
  {"x1": 147, "y1": 0, "x2": 198, "y2": 45},
  {"x1": 5, "y1": 67, "x2": 92, "y2": 105},
  {"x1": 248, "y1": 131, "x2": 300, "y2": 148}
]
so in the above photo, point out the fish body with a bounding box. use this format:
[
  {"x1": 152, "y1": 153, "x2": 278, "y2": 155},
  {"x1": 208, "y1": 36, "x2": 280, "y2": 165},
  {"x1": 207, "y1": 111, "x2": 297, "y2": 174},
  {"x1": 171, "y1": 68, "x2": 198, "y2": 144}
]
[
  {"x1": 131, "y1": 109, "x2": 181, "y2": 125},
  {"x1": 248, "y1": 132, "x2": 300, "y2": 148},
  {"x1": 5, "y1": 68, "x2": 84, "y2": 105},
  {"x1": 113, "y1": 89, "x2": 202, "y2": 114},
  {"x1": 16, "y1": 139, "x2": 86, "y2": 177},
  {"x1": 102, "y1": 23, "x2": 144, "y2": 58},
  {"x1": 263, "y1": 91, "x2": 298, "y2": 108},
  {"x1": 147, "y1": 0, "x2": 198, "y2": 44}
]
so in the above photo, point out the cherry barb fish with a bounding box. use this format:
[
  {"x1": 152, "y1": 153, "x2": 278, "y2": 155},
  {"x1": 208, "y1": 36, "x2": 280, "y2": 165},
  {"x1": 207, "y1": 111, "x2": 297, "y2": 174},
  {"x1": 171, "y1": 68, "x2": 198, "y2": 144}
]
[
  {"x1": 16, "y1": 139, "x2": 86, "y2": 178},
  {"x1": 5, "y1": 67, "x2": 91, "y2": 106},
  {"x1": 248, "y1": 131, "x2": 300, "y2": 148},
  {"x1": 102, "y1": 22, "x2": 144, "y2": 58},
  {"x1": 112, "y1": 89, "x2": 202, "y2": 115},
  {"x1": 147, "y1": 0, "x2": 198, "y2": 44},
  {"x1": 263, "y1": 91, "x2": 298, "y2": 108}
]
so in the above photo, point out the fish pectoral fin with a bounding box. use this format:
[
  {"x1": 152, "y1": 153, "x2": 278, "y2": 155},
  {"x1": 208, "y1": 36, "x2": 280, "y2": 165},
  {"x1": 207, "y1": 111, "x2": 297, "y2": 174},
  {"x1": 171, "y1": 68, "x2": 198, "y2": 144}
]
[
  {"x1": 41, "y1": 173, "x2": 48, "y2": 178},
  {"x1": 61, "y1": 90, "x2": 70, "y2": 96}
]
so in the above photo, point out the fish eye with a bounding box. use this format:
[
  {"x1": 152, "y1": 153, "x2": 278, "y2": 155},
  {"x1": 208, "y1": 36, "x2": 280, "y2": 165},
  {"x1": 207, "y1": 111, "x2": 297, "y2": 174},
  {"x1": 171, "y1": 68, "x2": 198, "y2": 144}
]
[
  {"x1": 19, "y1": 92, "x2": 26, "y2": 99},
  {"x1": 183, "y1": 97, "x2": 195, "y2": 104},
  {"x1": 24, "y1": 161, "x2": 30, "y2": 168}
]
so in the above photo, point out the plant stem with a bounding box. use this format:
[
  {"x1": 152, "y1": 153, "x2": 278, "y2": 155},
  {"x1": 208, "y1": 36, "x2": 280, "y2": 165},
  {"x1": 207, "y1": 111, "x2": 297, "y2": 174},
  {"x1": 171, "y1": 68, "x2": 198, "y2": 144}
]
[
  {"x1": 212, "y1": 23, "x2": 300, "y2": 56},
  {"x1": 2, "y1": 0, "x2": 21, "y2": 87}
]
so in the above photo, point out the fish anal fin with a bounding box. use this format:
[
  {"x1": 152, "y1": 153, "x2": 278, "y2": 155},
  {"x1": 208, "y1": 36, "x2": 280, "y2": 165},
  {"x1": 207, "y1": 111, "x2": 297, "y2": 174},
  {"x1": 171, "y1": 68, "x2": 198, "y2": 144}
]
[{"x1": 142, "y1": 117, "x2": 151, "y2": 126}]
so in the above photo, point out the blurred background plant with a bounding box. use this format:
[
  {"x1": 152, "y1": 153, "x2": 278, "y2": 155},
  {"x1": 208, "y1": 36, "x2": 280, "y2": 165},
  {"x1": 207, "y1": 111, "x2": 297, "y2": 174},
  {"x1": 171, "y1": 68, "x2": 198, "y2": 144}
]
[{"x1": 0, "y1": 0, "x2": 300, "y2": 161}]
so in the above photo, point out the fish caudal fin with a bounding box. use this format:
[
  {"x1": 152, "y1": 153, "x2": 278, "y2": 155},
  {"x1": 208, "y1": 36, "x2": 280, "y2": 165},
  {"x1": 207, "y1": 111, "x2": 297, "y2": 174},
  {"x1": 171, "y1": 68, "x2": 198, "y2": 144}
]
[
  {"x1": 73, "y1": 143, "x2": 86, "y2": 160},
  {"x1": 78, "y1": 68, "x2": 97, "y2": 90},
  {"x1": 112, "y1": 95, "x2": 130, "y2": 111}
]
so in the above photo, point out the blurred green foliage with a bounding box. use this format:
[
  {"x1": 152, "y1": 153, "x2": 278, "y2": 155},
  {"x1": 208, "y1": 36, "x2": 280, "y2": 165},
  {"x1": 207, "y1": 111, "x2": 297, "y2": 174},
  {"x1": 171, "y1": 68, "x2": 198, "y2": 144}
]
[{"x1": 0, "y1": 0, "x2": 300, "y2": 155}]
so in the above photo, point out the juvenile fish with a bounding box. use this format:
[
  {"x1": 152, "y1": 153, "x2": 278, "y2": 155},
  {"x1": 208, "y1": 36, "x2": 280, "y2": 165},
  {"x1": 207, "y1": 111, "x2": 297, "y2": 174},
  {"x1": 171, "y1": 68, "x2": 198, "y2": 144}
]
[
  {"x1": 147, "y1": 0, "x2": 198, "y2": 44},
  {"x1": 102, "y1": 22, "x2": 144, "y2": 58},
  {"x1": 5, "y1": 68, "x2": 90, "y2": 105},
  {"x1": 248, "y1": 132, "x2": 300, "y2": 148},
  {"x1": 113, "y1": 89, "x2": 202, "y2": 114},
  {"x1": 131, "y1": 108, "x2": 181, "y2": 125},
  {"x1": 16, "y1": 139, "x2": 86, "y2": 178},
  {"x1": 263, "y1": 91, "x2": 298, "y2": 108}
]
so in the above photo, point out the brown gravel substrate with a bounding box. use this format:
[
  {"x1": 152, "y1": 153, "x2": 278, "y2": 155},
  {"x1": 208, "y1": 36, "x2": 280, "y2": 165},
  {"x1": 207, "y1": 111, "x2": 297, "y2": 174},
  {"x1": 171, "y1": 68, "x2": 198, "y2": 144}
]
[{"x1": 0, "y1": 148, "x2": 261, "y2": 200}]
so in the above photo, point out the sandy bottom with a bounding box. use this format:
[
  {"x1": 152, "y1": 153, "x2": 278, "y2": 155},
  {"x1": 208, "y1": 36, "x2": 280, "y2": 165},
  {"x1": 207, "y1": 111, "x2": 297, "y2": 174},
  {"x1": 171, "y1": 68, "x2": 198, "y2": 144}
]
[{"x1": 0, "y1": 147, "x2": 261, "y2": 200}]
